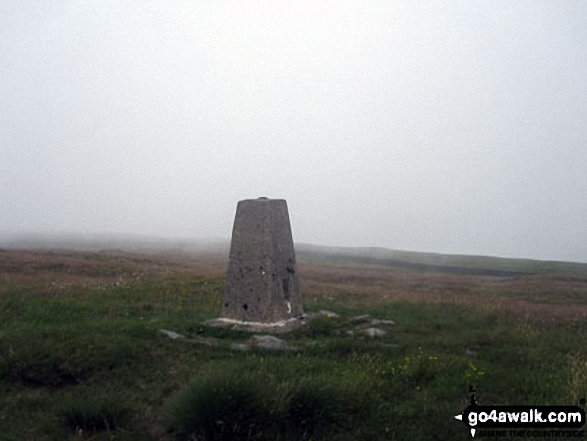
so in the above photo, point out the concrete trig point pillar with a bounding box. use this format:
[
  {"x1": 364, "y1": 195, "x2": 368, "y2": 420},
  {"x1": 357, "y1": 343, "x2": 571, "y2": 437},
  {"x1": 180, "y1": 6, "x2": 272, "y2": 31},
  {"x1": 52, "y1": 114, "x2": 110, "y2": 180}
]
[{"x1": 222, "y1": 197, "x2": 303, "y2": 323}]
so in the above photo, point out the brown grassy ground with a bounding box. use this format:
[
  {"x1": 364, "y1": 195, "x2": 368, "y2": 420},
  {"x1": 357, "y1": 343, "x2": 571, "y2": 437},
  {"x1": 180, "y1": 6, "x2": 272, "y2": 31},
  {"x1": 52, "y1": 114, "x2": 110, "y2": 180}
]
[
  {"x1": 300, "y1": 262, "x2": 587, "y2": 321},
  {"x1": 2, "y1": 248, "x2": 586, "y2": 321},
  {"x1": 1, "y1": 247, "x2": 586, "y2": 440},
  {"x1": 0, "y1": 249, "x2": 225, "y2": 293}
]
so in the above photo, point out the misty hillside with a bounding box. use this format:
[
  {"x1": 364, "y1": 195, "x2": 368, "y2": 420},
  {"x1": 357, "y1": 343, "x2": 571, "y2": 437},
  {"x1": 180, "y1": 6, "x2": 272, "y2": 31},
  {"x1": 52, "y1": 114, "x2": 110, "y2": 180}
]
[
  {"x1": 2, "y1": 233, "x2": 586, "y2": 279},
  {"x1": 296, "y1": 244, "x2": 587, "y2": 278},
  {"x1": 0, "y1": 233, "x2": 229, "y2": 255}
]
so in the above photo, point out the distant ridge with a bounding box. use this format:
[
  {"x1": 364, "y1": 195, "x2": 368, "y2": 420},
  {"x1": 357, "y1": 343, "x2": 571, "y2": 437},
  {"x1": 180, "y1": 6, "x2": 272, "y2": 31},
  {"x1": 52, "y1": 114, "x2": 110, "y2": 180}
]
[
  {"x1": 1, "y1": 233, "x2": 585, "y2": 279},
  {"x1": 295, "y1": 244, "x2": 587, "y2": 278},
  {"x1": 298, "y1": 249, "x2": 529, "y2": 277}
]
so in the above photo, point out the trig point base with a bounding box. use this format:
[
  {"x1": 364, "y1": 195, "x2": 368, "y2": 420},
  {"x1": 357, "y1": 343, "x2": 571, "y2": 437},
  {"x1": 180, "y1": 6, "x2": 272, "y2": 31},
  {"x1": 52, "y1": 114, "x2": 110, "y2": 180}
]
[{"x1": 206, "y1": 197, "x2": 306, "y2": 333}]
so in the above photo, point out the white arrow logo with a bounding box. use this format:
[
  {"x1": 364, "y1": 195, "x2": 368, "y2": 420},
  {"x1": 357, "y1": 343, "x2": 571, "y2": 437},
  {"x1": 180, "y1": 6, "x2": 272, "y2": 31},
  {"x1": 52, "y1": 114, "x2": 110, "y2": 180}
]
[{"x1": 454, "y1": 414, "x2": 476, "y2": 438}]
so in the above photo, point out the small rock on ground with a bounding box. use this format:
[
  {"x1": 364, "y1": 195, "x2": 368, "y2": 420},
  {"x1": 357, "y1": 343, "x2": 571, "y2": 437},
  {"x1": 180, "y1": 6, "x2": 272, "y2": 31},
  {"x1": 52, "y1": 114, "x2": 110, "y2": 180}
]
[
  {"x1": 250, "y1": 334, "x2": 293, "y2": 350},
  {"x1": 370, "y1": 319, "x2": 395, "y2": 326},
  {"x1": 466, "y1": 347, "x2": 480, "y2": 356},
  {"x1": 362, "y1": 327, "x2": 386, "y2": 338},
  {"x1": 318, "y1": 310, "x2": 340, "y2": 318},
  {"x1": 159, "y1": 329, "x2": 185, "y2": 340},
  {"x1": 347, "y1": 314, "x2": 371, "y2": 324}
]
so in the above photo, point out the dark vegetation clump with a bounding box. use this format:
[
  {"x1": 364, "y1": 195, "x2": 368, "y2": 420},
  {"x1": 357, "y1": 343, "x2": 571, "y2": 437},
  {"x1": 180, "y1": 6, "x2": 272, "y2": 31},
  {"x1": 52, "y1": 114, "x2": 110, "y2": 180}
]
[
  {"x1": 165, "y1": 372, "x2": 377, "y2": 441},
  {"x1": 60, "y1": 392, "x2": 130, "y2": 435},
  {"x1": 295, "y1": 316, "x2": 344, "y2": 338},
  {"x1": 285, "y1": 377, "x2": 369, "y2": 438},
  {"x1": 166, "y1": 374, "x2": 272, "y2": 441}
]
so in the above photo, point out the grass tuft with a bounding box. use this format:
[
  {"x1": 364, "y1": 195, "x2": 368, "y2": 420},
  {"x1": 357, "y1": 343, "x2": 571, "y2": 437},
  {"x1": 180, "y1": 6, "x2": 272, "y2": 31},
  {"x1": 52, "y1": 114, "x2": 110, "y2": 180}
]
[
  {"x1": 568, "y1": 352, "x2": 587, "y2": 404},
  {"x1": 165, "y1": 373, "x2": 273, "y2": 441},
  {"x1": 165, "y1": 371, "x2": 379, "y2": 441},
  {"x1": 285, "y1": 376, "x2": 371, "y2": 439},
  {"x1": 60, "y1": 392, "x2": 130, "y2": 435}
]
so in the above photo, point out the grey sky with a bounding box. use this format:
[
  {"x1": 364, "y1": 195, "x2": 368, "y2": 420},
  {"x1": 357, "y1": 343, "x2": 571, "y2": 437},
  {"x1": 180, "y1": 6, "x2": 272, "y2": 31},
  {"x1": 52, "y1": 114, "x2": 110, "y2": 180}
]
[{"x1": 1, "y1": 1, "x2": 586, "y2": 262}]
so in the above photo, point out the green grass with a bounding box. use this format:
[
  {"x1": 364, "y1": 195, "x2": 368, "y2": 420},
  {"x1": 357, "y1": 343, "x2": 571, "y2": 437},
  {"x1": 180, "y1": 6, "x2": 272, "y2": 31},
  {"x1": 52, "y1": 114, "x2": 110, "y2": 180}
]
[
  {"x1": 60, "y1": 391, "x2": 130, "y2": 436},
  {"x1": 1, "y1": 249, "x2": 586, "y2": 440}
]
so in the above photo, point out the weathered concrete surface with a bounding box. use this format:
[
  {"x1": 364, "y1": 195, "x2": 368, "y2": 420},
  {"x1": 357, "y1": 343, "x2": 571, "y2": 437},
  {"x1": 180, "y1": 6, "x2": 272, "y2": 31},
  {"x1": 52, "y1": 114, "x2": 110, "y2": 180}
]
[{"x1": 221, "y1": 198, "x2": 303, "y2": 323}]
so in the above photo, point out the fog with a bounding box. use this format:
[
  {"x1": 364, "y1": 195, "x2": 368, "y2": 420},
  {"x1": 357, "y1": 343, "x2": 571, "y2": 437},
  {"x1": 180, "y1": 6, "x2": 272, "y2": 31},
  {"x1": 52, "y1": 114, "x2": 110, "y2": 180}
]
[{"x1": 1, "y1": 1, "x2": 586, "y2": 262}]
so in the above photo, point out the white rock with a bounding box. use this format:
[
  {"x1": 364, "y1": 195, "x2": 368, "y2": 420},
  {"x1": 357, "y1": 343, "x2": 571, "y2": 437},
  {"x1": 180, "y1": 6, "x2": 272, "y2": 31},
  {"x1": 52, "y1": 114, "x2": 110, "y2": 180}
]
[
  {"x1": 371, "y1": 319, "x2": 395, "y2": 326},
  {"x1": 159, "y1": 329, "x2": 185, "y2": 340},
  {"x1": 318, "y1": 310, "x2": 340, "y2": 318},
  {"x1": 347, "y1": 314, "x2": 371, "y2": 324},
  {"x1": 362, "y1": 327, "x2": 386, "y2": 338},
  {"x1": 250, "y1": 335, "x2": 291, "y2": 350}
]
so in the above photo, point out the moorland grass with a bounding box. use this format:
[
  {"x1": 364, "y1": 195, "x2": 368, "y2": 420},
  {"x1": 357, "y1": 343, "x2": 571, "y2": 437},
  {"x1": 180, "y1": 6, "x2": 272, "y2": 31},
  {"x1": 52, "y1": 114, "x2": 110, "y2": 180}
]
[
  {"x1": 0, "y1": 249, "x2": 586, "y2": 440},
  {"x1": 60, "y1": 391, "x2": 130, "y2": 435}
]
